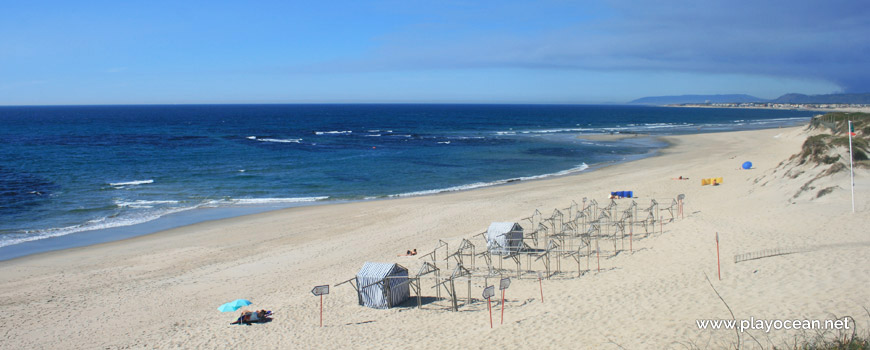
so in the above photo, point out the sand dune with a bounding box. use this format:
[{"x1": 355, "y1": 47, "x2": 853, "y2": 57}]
[{"x1": 1, "y1": 126, "x2": 868, "y2": 349}]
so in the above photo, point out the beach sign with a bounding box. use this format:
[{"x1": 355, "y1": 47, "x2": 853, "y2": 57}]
[
  {"x1": 312, "y1": 285, "x2": 329, "y2": 327},
  {"x1": 482, "y1": 285, "x2": 495, "y2": 299},
  {"x1": 499, "y1": 278, "x2": 511, "y2": 324},
  {"x1": 677, "y1": 194, "x2": 685, "y2": 219},
  {"x1": 311, "y1": 285, "x2": 329, "y2": 296},
  {"x1": 483, "y1": 285, "x2": 495, "y2": 328}
]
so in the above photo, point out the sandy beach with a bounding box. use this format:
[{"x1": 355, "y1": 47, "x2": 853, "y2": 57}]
[{"x1": 1, "y1": 125, "x2": 868, "y2": 349}]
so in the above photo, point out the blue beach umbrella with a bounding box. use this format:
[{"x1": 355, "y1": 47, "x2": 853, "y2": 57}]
[{"x1": 218, "y1": 299, "x2": 252, "y2": 312}]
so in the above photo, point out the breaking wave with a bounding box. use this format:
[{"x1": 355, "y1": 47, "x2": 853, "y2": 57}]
[
  {"x1": 390, "y1": 163, "x2": 589, "y2": 198},
  {"x1": 108, "y1": 179, "x2": 153, "y2": 186},
  {"x1": 248, "y1": 136, "x2": 302, "y2": 143}
]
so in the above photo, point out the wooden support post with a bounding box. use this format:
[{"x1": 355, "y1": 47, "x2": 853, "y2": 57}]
[
  {"x1": 450, "y1": 279, "x2": 458, "y2": 311},
  {"x1": 416, "y1": 278, "x2": 422, "y2": 308},
  {"x1": 435, "y1": 270, "x2": 441, "y2": 299},
  {"x1": 467, "y1": 277, "x2": 472, "y2": 306}
]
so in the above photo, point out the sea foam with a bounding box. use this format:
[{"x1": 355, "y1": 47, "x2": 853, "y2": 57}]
[
  {"x1": 390, "y1": 163, "x2": 589, "y2": 198},
  {"x1": 1, "y1": 196, "x2": 331, "y2": 248},
  {"x1": 248, "y1": 136, "x2": 302, "y2": 143},
  {"x1": 109, "y1": 180, "x2": 154, "y2": 186}
]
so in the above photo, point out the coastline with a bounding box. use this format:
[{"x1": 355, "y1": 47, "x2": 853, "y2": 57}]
[
  {"x1": 0, "y1": 104, "x2": 815, "y2": 256},
  {"x1": 662, "y1": 104, "x2": 870, "y2": 113},
  {"x1": 0, "y1": 135, "x2": 667, "y2": 262},
  {"x1": 2, "y1": 125, "x2": 868, "y2": 349}
]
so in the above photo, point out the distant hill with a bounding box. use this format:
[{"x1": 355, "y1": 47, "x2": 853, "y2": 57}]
[
  {"x1": 629, "y1": 94, "x2": 765, "y2": 105},
  {"x1": 630, "y1": 92, "x2": 870, "y2": 105},
  {"x1": 771, "y1": 93, "x2": 870, "y2": 104}
]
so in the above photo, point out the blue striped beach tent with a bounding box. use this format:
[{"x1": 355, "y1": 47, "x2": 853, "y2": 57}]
[{"x1": 355, "y1": 262, "x2": 410, "y2": 309}]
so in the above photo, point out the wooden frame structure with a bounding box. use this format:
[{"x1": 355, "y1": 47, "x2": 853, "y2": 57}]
[{"x1": 337, "y1": 194, "x2": 687, "y2": 312}]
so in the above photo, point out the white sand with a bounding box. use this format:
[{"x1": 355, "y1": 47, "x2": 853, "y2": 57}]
[{"x1": 1, "y1": 126, "x2": 868, "y2": 349}]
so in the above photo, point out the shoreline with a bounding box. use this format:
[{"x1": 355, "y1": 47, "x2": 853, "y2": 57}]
[
  {"x1": 2, "y1": 124, "x2": 868, "y2": 349},
  {"x1": 0, "y1": 130, "x2": 679, "y2": 267},
  {"x1": 0, "y1": 125, "x2": 801, "y2": 267},
  {"x1": 0, "y1": 135, "x2": 668, "y2": 262},
  {"x1": 0, "y1": 105, "x2": 815, "y2": 258}
]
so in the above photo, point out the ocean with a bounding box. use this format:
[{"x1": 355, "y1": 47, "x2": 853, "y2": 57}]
[{"x1": 0, "y1": 104, "x2": 816, "y2": 259}]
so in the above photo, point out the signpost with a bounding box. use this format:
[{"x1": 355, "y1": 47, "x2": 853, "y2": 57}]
[
  {"x1": 677, "y1": 194, "x2": 685, "y2": 219},
  {"x1": 849, "y1": 121, "x2": 855, "y2": 213},
  {"x1": 715, "y1": 233, "x2": 721, "y2": 281},
  {"x1": 483, "y1": 286, "x2": 495, "y2": 328},
  {"x1": 312, "y1": 285, "x2": 329, "y2": 327},
  {"x1": 499, "y1": 278, "x2": 511, "y2": 324},
  {"x1": 537, "y1": 272, "x2": 544, "y2": 303}
]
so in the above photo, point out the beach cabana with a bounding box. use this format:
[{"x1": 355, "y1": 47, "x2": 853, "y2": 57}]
[
  {"x1": 355, "y1": 262, "x2": 410, "y2": 309},
  {"x1": 485, "y1": 222, "x2": 524, "y2": 255}
]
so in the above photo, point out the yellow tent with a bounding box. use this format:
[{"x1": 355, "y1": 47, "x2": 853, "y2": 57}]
[{"x1": 701, "y1": 177, "x2": 724, "y2": 186}]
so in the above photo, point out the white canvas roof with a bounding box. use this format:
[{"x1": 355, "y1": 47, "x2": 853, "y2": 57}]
[{"x1": 487, "y1": 222, "x2": 521, "y2": 235}]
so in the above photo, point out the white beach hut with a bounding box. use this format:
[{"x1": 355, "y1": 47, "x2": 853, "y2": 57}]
[
  {"x1": 355, "y1": 262, "x2": 410, "y2": 309},
  {"x1": 486, "y1": 222, "x2": 524, "y2": 255}
]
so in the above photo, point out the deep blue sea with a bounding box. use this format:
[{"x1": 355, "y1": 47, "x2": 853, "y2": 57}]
[{"x1": 0, "y1": 104, "x2": 815, "y2": 257}]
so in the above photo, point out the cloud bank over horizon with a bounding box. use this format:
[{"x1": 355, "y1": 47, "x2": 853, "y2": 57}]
[{"x1": 340, "y1": 0, "x2": 868, "y2": 92}]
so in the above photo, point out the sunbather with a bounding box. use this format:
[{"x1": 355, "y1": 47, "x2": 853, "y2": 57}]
[
  {"x1": 398, "y1": 249, "x2": 417, "y2": 256},
  {"x1": 230, "y1": 309, "x2": 272, "y2": 325}
]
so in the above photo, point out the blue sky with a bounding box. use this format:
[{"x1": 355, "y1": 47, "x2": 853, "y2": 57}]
[{"x1": 1, "y1": 0, "x2": 866, "y2": 105}]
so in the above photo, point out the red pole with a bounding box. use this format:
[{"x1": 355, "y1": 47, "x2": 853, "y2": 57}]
[
  {"x1": 596, "y1": 249, "x2": 600, "y2": 272},
  {"x1": 539, "y1": 277, "x2": 544, "y2": 303},
  {"x1": 487, "y1": 298, "x2": 493, "y2": 328},
  {"x1": 320, "y1": 294, "x2": 323, "y2": 327},
  {"x1": 716, "y1": 232, "x2": 721, "y2": 281},
  {"x1": 500, "y1": 289, "x2": 505, "y2": 324},
  {"x1": 629, "y1": 230, "x2": 633, "y2": 253}
]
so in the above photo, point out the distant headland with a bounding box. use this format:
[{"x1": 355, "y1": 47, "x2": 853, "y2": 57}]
[
  {"x1": 630, "y1": 93, "x2": 870, "y2": 105},
  {"x1": 630, "y1": 93, "x2": 870, "y2": 112}
]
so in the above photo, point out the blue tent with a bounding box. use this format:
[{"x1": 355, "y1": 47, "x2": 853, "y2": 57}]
[
  {"x1": 610, "y1": 191, "x2": 633, "y2": 198},
  {"x1": 355, "y1": 262, "x2": 410, "y2": 309}
]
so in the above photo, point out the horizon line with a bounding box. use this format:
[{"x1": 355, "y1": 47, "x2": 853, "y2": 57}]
[{"x1": 0, "y1": 101, "x2": 645, "y2": 108}]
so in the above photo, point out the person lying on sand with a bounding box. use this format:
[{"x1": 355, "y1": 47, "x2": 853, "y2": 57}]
[
  {"x1": 231, "y1": 309, "x2": 272, "y2": 325},
  {"x1": 398, "y1": 249, "x2": 417, "y2": 256},
  {"x1": 671, "y1": 176, "x2": 689, "y2": 180}
]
